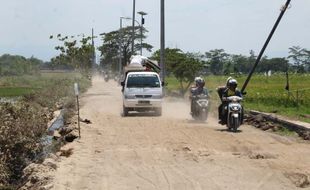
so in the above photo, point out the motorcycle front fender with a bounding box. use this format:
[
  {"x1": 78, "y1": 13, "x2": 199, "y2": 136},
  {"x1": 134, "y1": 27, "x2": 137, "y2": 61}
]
[{"x1": 232, "y1": 113, "x2": 239, "y2": 118}]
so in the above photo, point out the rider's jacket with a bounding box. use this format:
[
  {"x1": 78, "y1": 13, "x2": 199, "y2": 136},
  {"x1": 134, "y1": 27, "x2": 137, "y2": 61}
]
[
  {"x1": 222, "y1": 88, "x2": 242, "y2": 99},
  {"x1": 191, "y1": 87, "x2": 208, "y2": 97}
]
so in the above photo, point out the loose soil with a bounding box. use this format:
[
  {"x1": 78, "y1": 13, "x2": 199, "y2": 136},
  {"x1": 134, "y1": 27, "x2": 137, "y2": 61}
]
[{"x1": 49, "y1": 76, "x2": 310, "y2": 190}]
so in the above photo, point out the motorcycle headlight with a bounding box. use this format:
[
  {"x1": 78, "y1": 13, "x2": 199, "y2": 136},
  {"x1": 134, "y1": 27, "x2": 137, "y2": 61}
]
[
  {"x1": 198, "y1": 100, "x2": 208, "y2": 107},
  {"x1": 230, "y1": 106, "x2": 239, "y2": 111}
]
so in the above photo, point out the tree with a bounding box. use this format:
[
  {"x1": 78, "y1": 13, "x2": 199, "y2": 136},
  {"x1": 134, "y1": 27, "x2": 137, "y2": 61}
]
[
  {"x1": 50, "y1": 34, "x2": 94, "y2": 74},
  {"x1": 259, "y1": 57, "x2": 289, "y2": 72},
  {"x1": 229, "y1": 54, "x2": 249, "y2": 74},
  {"x1": 205, "y1": 49, "x2": 229, "y2": 75},
  {"x1": 0, "y1": 54, "x2": 42, "y2": 76},
  {"x1": 288, "y1": 46, "x2": 307, "y2": 73},
  {"x1": 98, "y1": 26, "x2": 153, "y2": 71},
  {"x1": 303, "y1": 49, "x2": 310, "y2": 72},
  {"x1": 151, "y1": 48, "x2": 204, "y2": 96}
]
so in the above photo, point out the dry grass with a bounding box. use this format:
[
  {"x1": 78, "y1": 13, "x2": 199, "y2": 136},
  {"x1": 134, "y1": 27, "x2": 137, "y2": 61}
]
[
  {"x1": 0, "y1": 72, "x2": 91, "y2": 186},
  {"x1": 0, "y1": 102, "x2": 48, "y2": 184}
]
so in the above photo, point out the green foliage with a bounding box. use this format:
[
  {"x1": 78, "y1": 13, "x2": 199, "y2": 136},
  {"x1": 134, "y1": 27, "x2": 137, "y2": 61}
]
[
  {"x1": 0, "y1": 87, "x2": 36, "y2": 97},
  {"x1": 205, "y1": 49, "x2": 229, "y2": 75},
  {"x1": 201, "y1": 47, "x2": 310, "y2": 75},
  {"x1": 259, "y1": 57, "x2": 289, "y2": 73},
  {"x1": 50, "y1": 34, "x2": 95, "y2": 74},
  {"x1": 288, "y1": 46, "x2": 310, "y2": 72},
  {"x1": 152, "y1": 48, "x2": 204, "y2": 96},
  {"x1": 166, "y1": 74, "x2": 310, "y2": 123},
  {"x1": 98, "y1": 26, "x2": 153, "y2": 71},
  {"x1": 0, "y1": 54, "x2": 42, "y2": 76},
  {"x1": 236, "y1": 73, "x2": 310, "y2": 122}
]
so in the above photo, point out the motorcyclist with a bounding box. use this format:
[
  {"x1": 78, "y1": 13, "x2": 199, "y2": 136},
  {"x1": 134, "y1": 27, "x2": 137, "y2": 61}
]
[
  {"x1": 216, "y1": 77, "x2": 232, "y2": 120},
  {"x1": 218, "y1": 78, "x2": 242, "y2": 124},
  {"x1": 217, "y1": 76, "x2": 232, "y2": 101},
  {"x1": 190, "y1": 77, "x2": 209, "y2": 115}
]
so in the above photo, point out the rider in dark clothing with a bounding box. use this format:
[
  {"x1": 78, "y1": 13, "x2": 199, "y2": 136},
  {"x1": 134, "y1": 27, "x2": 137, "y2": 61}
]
[
  {"x1": 190, "y1": 77, "x2": 208, "y2": 115},
  {"x1": 218, "y1": 78, "x2": 242, "y2": 124}
]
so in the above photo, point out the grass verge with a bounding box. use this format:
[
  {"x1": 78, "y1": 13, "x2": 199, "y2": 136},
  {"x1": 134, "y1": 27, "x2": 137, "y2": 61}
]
[{"x1": 165, "y1": 74, "x2": 310, "y2": 123}]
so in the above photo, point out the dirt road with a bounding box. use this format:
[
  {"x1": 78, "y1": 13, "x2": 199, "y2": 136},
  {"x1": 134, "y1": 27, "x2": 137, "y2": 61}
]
[{"x1": 51, "y1": 76, "x2": 310, "y2": 190}]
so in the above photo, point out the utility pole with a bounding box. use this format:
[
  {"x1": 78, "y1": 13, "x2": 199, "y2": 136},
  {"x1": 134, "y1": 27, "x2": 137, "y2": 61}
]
[
  {"x1": 119, "y1": 18, "x2": 123, "y2": 75},
  {"x1": 91, "y1": 28, "x2": 96, "y2": 72},
  {"x1": 131, "y1": 0, "x2": 136, "y2": 54},
  {"x1": 91, "y1": 28, "x2": 96, "y2": 67},
  {"x1": 137, "y1": 11, "x2": 147, "y2": 56},
  {"x1": 241, "y1": 0, "x2": 291, "y2": 93},
  {"x1": 160, "y1": 0, "x2": 165, "y2": 82}
]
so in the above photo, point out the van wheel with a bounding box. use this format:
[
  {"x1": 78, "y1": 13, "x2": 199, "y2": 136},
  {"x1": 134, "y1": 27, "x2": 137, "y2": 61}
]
[
  {"x1": 155, "y1": 108, "x2": 162, "y2": 116},
  {"x1": 123, "y1": 106, "x2": 129, "y2": 117}
]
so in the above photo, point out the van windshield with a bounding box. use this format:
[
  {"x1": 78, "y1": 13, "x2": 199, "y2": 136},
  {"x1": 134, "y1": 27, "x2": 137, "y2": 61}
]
[{"x1": 127, "y1": 74, "x2": 160, "y2": 88}]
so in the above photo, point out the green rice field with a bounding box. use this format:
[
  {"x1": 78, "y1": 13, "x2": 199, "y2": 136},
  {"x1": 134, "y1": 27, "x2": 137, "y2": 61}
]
[{"x1": 166, "y1": 73, "x2": 310, "y2": 123}]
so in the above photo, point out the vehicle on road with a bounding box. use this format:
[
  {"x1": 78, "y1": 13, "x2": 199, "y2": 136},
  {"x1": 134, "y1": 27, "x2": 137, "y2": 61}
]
[
  {"x1": 223, "y1": 95, "x2": 243, "y2": 132},
  {"x1": 104, "y1": 73, "x2": 109, "y2": 82},
  {"x1": 191, "y1": 94, "x2": 209, "y2": 121},
  {"x1": 122, "y1": 71, "x2": 163, "y2": 116}
]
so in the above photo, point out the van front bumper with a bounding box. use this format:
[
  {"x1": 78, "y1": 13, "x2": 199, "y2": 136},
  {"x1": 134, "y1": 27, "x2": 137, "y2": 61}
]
[{"x1": 123, "y1": 99, "x2": 162, "y2": 108}]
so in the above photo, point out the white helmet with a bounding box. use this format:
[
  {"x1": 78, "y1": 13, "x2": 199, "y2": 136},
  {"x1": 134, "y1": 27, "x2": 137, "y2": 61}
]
[
  {"x1": 194, "y1": 77, "x2": 202, "y2": 86},
  {"x1": 226, "y1": 76, "x2": 232, "y2": 87},
  {"x1": 194, "y1": 77, "x2": 205, "y2": 87}
]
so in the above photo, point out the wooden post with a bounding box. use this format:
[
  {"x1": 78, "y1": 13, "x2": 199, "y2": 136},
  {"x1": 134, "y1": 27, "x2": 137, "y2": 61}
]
[
  {"x1": 74, "y1": 83, "x2": 81, "y2": 138},
  {"x1": 76, "y1": 95, "x2": 80, "y2": 138},
  {"x1": 296, "y1": 90, "x2": 299, "y2": 110}
]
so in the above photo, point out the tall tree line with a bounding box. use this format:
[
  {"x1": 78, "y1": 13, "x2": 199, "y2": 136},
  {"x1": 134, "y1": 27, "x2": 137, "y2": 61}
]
[{"x1": 0, "y1": 54, "x2": 43, "y2": 76}]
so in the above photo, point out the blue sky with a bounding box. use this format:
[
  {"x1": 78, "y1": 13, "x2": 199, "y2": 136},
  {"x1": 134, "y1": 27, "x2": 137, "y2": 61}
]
[{"x1": 0, "y1": 0, "x2": 309, "y2": 61}]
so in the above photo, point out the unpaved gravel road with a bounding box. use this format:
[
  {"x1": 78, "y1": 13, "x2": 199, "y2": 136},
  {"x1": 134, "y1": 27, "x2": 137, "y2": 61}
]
[{"x1": 51, "y1": 76, "x2": 310, "y2": 190}]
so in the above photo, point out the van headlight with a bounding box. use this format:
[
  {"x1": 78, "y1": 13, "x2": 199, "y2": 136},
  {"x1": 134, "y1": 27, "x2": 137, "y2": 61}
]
[{"x1": 124, "y1": 94, "x2": 135, "y2": 99}]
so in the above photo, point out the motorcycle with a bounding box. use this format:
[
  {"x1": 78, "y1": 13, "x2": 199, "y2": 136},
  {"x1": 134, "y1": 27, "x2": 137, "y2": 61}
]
[
  {"x1": 223, "y1": 96, "x2": 243, "y2": 132},
  {"x1": 104, "y1": 74, "x2": 109, "y2": 82},
  {"x1": 191, "y1": 94, "x2": 209, "y2": 121}
]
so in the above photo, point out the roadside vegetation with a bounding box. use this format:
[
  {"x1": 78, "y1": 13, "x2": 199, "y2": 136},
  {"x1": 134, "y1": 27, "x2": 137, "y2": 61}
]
[
  {"x1": 0, "y1": 32, "x2": 94, "y2": 188},
  {"x1": 0, "y1": 72, "x2": 91, "y2": 187},
  {"x1": 166, "y1": 74, "x2": 310, "y2": 123}
]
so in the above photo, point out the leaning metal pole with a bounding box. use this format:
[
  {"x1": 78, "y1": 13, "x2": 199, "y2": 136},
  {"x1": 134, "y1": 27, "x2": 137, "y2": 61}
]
[
  {"x1": 241, "y1": 0, "x2": 292, "y2": 93},
  {"x1": 160, "y1": 0, "x2": 165, "y2": 82}
]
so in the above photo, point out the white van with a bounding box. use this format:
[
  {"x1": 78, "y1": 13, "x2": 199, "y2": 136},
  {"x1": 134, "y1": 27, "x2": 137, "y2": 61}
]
[{"x1": 122, "y1": 71, "x2": 163, "y2": 116}]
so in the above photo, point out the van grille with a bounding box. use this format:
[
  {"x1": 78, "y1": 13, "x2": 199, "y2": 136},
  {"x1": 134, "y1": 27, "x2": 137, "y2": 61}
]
[{"x1": 135, "y1": 95, "x2": 152, "y2": 98}]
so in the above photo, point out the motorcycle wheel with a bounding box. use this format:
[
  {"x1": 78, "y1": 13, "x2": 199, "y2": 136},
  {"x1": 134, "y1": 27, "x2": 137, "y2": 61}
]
[
  {"x1": 200, "y1": 109, "x2": 208, "y2": 121},
  {"x1": 232, "y1": 117, "x2": 239, "y2": 132}
]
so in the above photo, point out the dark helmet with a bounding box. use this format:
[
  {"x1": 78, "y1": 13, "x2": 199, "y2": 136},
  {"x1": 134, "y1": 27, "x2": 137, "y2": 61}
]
[{"x1": 228, "y1": 78, "x2": 237, "y2": 90}]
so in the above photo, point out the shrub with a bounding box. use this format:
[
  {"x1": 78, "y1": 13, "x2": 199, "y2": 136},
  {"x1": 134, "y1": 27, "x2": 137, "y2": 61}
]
[{"x1": 0, "y1": 102, "x2": 48, "y2": 184}]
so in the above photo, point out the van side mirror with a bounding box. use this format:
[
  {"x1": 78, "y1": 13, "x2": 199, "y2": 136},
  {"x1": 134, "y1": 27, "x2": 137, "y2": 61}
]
[
  {"x1": 161, "y1": 81, "x2": 165, "y2": 86},
  {"x1": 121, "y1": 81, "x2": 125, "y2": 86}
]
